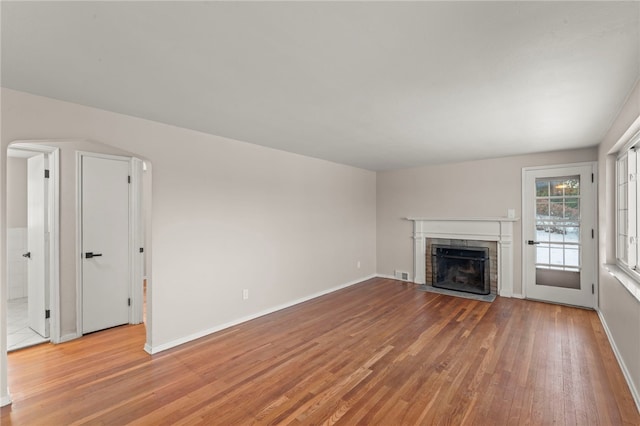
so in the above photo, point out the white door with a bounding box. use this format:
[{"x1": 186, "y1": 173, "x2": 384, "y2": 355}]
[
  {"x1": 523, "y1": 164, "x2": 596, "y2": 308},
  {"x1": 82, "y1": 155, "x2": 130, "y2": 334},
  {"x1": 27, "y1": 153, "x2": 49, "y2": 338}
]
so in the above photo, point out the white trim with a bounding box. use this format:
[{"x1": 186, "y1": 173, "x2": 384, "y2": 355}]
[
  {"x1": 597, "y1": 308, "x2": 640, "y2": 413},
  {"x1": 0, "y1": 392, "x2": 11, "y2": 408},
  {"x1": 603, "y1": 263, "x2": 640, "y2": 303},
  {"x1": 58, "y1": 333, "x2": 80, "y2": 343},
  {"x1": 145, "y1": 274, "x2": 376, "y2": 354},
  {"x1": 407, "y1": 217, "x2": 519, "y2": 222},
  {"x1": 407, "y1": 217, "x2": 516, "y2": 297},
  {"x1": 7, "y1": 143, "x2": 61, "y2": 343},
  {"x1": 522, "y1": 161, "x2": 597, "y2": 172},
  {"x1": 48, "y1": 149, "x2": 60, "y2": 343},
  {"x1": 75, "y1": 152, "x2": 82, "y2": 336},
  {"x1": 129, "y1": 158, "x2": 144, "y2": 325},
  {"x1": 376, "y1": 273, "x2": 400, "y2": 280},
  {"x1": 610, "y1": 116, "x2": 640, "y2": 155}
]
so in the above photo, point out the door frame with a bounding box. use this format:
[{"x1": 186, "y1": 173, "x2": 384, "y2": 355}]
[
  {"x1": 75, "y1": 151, "x2": 145, "y2": 335},
  {"x1": 7, "y1": 142, "x2": 60, "y2": 343},
  {"x1": 521, "y1": 161, "x2": 598, "y2": 308}
]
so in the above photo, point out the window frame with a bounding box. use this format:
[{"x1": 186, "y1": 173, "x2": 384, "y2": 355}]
[{"x1": 616, "y1": 131, "x2": 640, "y2": 278}]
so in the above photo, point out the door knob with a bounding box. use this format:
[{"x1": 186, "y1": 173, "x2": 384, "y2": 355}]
[
  {"x1": 22, "y1": 252, "x2": 31, "y2": 258},
  {"x1": 85, "y1": 252, "x2": 103, "y2": 259}
]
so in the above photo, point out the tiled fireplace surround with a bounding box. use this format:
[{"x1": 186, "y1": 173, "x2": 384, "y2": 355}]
[{"x1": 408, "y1": 217, "x2": 518, "y2": 297}]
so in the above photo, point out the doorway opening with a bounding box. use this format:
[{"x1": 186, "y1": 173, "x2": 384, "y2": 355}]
[{"x1": 6, "y1": 144, "x2": 60, "y2": 351}]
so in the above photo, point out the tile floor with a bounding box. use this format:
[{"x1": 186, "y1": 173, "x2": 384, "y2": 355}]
[{"x1": 7, "y1": 298, "x2": 49, "y2": 351}]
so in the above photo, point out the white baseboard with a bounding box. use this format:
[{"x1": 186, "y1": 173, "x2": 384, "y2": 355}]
[
  {"x1": 511, "y1": 292, "x2": 525, "y2": 299},
  {"x1": 376, "y1": 273, "x2": 415, "y2": 283},
  {"x1": 0, "y1": 392, "x2": 12, "y2": 407},
  {"x1": 145, "y1": 274, "x2": 377, "y2": 355},
  {"x1": 376, "y1": 273, "x2": 399, "y2": 280},
  {"x1": 597, "y1": 309, "x2": 640, "y2": 413},
  {"x1": 58, "y1": 333, "x2": 80, "y2": 343}
]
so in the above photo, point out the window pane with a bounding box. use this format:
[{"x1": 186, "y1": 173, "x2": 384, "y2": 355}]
[
  {"x1": 537, "y1": 246, "x2": 550, "y2": 264},
  {"x1": 565, "y1": 198, "x2": 580, "y2": 219},
  {"x1": 618, "y1": 235, "x2": 628, "y2": 262},
  {"x1": 619, "y1": 210, "x2": 628, "y2": 234},
  {"x1": 566, "y1": 227, "x2": 579, "y2": 243},
  {"x1": 550, "y1": 248, "x2": 565, "y2": 265},
  {"x1": 550, "y1": 180, "x2": 565, "y2": 196},
  {"x1": 536, "y1": 228, "x2": 551, "y2": 242},
  {"x1": 549, "y1": 230, "x2": 565, "y2": 242},
  {"x1": 565, "y1": 248, "x2": 579, "y2": 267},
  {"x1": 536, "y1": 199, "x2": 549, "y2": 216},
  {"x1": 546, "y1": 176, "x2": 580, "y2": 197},
  {"x1": 616, "y1": 153, "x2": 631, "y2": 265},
  {"x1": 618, "y1": 156, "x2": 628, "y2": 184},
  {"x1": 564, "y1": 178, "x2": 580, "y2": 196},
  {"x1": 618, "y1": 183, "x2": 627, "y2": 210},
  {"x1": 550, "y1": 199, "x2": 564, "y2": 219},
  {"x1": 536, "y1": 181, "x2": 549, "y2": 197}
]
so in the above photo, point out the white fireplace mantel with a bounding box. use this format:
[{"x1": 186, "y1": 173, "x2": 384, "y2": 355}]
[{"x1": 407, "y1": 217, "x2": 519, "y2": 297}]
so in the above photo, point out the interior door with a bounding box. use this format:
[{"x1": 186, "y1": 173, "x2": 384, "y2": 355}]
[
  {"x1": 27, "y1": 153, "x2": 49, "y2": 338},
  {"x1": 523, "y1": 164, "x2": 596, "y2": 308},
  {"x1": 82, "y1": 155, "x2": 130, "y2": 334}
]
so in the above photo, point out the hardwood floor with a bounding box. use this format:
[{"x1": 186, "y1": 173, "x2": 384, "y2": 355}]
[{"x1": 2, "y1": 277, "x2": 639, "y2": 425}]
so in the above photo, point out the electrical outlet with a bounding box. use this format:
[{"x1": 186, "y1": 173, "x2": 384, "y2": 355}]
[
  {"x1": 242, "y1": 289, "x2": 249, "y2": 300},
  {"x1": 357, "y1": 261, "x2": 361, "y2": 269}
]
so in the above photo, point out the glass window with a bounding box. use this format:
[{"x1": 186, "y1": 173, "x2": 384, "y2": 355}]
[
  {"x1": 535, "y1": 175, "x2": 581, "y2": 272},
  {"x1": 616, "y1": 148, "x2": 640, "y2": 271}
]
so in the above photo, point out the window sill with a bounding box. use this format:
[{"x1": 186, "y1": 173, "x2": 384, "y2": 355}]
[{"x1": 603, "y1": 264, "x2": 640, "y2": 303}]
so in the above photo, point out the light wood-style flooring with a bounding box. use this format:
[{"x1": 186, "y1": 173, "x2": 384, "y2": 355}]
[{"x1": 2, "y1": 277, "x2": 639, "y2": 425}]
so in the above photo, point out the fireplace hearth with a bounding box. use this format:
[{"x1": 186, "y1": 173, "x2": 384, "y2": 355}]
[{"x1": 432, "y1": 245, "x2": 490, "y2": 295}]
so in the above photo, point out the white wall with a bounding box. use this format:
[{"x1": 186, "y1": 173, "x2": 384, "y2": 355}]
[
  {"x1": 0, "y1": 89, "x2": 376, "y2": 363},
  {"x1": 6, "y1": 157, "x2": 27, "y2": 300},
  {"x1": 597, "y1": 80, "x2": 640, "y2": 408},
  {"x1": 376, "y1": 148, "x2": 598, "y2": 296},
  {"x1": 6, "y1": 157, "x2": 27, "y2": 229}
]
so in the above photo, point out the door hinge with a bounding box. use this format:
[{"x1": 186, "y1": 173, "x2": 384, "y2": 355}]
[
  {"x1": 44, "y1": 169, "x2": 50, "y2": 179},
  {"x1": 592, "y1": 284, "x2": 595, "y2": 294},
  {"x1": 128, "y1": 298, "x2": 131, "y2": 306},
  {"x1": 592, "y1": 229, "x2": 595, "y2": 239},
  {"x1": 45, "y1": 309, "x2": 50, "y2": 319},
  {"x1": 591, "y1": 173, "x2": 594, "y2": 183},
  {"x1": 128, "y1": 175, "x2": 131, "y2": 184}
]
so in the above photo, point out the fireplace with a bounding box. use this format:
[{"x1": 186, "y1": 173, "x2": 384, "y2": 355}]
[
  {"x1": 408, "y1": 217, "x2": 517, "y2": 297},
  {"x1": 432, "y1": 245, "x2": 490, "y2": 295}
]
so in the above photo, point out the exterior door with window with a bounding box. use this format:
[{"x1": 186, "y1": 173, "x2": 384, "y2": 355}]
[{"x1": 522, "y1": 163, "x2": 596, "y2": 308}]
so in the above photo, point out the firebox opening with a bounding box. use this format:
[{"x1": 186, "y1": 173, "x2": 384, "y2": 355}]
[{"x1": 431, "y1": 245, "x2": 490, "y2": 295}]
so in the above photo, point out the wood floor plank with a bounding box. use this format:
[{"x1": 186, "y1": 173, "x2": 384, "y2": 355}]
[{"x1": 2, "y1": 277, "x2": 638, "y2": 425}]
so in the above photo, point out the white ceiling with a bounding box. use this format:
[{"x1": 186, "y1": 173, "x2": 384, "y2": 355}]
[{"x1": 2, "y1": 2, "x2": 639, "y2": 171}]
